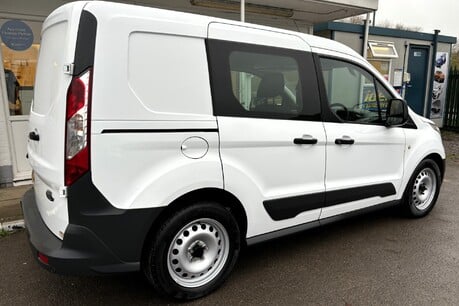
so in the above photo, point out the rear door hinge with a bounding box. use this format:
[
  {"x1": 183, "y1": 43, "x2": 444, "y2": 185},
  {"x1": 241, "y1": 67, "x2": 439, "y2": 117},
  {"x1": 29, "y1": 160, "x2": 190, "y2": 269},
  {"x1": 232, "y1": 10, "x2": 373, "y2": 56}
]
[
  {"x1": 63, "y1": 63, "x2": 74, "y2": 75},
  {"x1": 59, "y1": 186, "x2": 67, "y2": 198}
]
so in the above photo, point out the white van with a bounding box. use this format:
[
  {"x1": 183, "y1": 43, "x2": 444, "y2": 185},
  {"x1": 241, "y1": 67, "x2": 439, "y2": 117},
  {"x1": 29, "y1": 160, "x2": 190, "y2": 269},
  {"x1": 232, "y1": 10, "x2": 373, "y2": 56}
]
[{"x1": 22, "y1": 1, "x2": 445, "y2": 300}]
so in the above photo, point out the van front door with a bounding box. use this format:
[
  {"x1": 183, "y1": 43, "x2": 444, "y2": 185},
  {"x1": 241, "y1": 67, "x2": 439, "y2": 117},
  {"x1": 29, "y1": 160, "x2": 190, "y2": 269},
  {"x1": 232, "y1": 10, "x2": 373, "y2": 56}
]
[
  {"x1": 318, "y1": 56, "x2": 406, "y2": 219},
  {"x1": 207, "y1": 24, "x2": 326, "y2": 239}
]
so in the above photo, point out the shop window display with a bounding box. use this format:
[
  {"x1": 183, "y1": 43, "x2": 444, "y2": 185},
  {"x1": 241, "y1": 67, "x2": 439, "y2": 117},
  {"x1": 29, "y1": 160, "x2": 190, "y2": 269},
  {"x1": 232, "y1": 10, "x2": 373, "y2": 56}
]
[{"x1": 2, "y1": 43, "x2": 39, "y2": 116}]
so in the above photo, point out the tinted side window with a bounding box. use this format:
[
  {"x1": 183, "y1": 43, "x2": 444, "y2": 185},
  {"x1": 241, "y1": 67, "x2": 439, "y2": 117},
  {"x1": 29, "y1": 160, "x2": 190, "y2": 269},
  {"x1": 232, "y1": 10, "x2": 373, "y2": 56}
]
[
  {"x1": 207, "y1": 39, "x2": 321, "y2": 121},
  {"x1": 320, "y1": 57, "x2": 393, "y2": 124},
  {"x1": 230, "y1": 51, "x2": 301, "y2": 115}
]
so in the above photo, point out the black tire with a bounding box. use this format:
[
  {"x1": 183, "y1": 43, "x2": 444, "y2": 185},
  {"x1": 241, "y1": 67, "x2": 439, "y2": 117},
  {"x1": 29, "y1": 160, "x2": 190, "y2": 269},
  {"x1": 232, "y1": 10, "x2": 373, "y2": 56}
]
[
  {"x1": 142, "y1": 202, "x2": 241, "y2": 300},
  {"x1": 401, "y1": 158, "x2": 442, "y2": 218}
]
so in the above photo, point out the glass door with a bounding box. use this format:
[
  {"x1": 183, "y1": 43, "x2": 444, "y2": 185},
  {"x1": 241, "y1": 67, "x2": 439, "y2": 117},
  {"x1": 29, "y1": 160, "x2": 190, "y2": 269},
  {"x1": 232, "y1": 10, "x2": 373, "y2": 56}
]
[{"x1": 1, "y1": 19, "x2": 41, "y2": 182}]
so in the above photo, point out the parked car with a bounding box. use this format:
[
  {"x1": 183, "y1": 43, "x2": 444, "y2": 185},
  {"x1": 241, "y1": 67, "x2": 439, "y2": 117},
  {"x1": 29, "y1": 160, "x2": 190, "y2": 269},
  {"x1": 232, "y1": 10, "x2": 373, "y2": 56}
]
[{"x1": 23, "y1": 1, "x2": 446, "y2": 300}]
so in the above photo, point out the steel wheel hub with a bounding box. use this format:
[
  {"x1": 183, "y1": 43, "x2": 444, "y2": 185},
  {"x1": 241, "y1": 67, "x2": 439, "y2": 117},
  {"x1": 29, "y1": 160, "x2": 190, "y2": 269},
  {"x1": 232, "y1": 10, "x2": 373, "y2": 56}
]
[
  {"x1": 167, "y1": 218, "x2": 229, "y2": 288},
  {"x1": 412, "y1": 168, "x2": 437, "y2": 211}
]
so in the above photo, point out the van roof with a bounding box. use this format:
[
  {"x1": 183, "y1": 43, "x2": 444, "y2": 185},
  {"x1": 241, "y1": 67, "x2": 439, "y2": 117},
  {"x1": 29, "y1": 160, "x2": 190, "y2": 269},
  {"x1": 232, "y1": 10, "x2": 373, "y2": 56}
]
[{"x1": 50, "y1": 1, "x2": 361, "y2": 59}]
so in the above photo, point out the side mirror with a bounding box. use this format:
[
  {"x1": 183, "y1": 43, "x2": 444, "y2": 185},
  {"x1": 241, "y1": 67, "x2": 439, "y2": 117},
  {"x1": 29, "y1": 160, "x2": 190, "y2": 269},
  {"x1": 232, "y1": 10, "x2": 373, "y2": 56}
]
[{"x1": 386, "y1": 98, "x2": 408, "y2": 127}]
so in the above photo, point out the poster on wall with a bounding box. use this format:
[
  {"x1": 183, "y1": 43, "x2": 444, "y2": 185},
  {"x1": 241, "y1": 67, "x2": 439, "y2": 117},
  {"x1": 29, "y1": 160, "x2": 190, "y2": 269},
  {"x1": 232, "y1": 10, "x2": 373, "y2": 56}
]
[
  {"x1": 0, "y1": 20, "x2": 34, "y2": 51},
  {"x1": 430, "y1": 52, "x2": 449, "y2": 119}
]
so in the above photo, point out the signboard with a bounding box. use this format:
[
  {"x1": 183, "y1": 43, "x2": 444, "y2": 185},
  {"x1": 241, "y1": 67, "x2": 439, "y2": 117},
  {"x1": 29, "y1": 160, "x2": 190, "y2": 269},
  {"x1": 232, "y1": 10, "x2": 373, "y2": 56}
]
[
  {"x1": 361, "y1": 83, "x2": 389, "y2": 112},
  {"x1": 393, "y1": 69, "x2": 403, "y2": 87},
  {"x1": 430, "y1": 52, "x2": 449, "y2": 119},
  {"x1": 0, "y1": 20, "x2": 34, "y2": 51}
]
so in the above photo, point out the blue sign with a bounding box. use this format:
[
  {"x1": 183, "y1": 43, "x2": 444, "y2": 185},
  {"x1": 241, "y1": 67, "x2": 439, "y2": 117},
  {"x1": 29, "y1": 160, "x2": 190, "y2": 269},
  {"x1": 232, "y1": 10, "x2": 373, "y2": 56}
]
[{"x1": 1, "y1": 20, "x2": 34, "y2": 51}]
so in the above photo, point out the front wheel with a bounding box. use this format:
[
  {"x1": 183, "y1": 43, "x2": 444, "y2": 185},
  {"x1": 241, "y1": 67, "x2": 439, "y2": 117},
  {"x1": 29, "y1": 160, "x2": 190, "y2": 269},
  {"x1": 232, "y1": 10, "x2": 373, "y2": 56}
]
[
  {"x1": 402, "y1": 159, "x2": 442, "y2": 218},
  {"x1": 143, "y1": 202, "x2": 240, "y2": 300}
]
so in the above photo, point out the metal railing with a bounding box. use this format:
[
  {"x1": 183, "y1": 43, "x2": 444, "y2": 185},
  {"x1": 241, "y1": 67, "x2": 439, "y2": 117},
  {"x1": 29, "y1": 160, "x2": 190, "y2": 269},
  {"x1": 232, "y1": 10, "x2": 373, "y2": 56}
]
[{"x1": 444, "y1": 68, "x2": 459, "y2": 130}]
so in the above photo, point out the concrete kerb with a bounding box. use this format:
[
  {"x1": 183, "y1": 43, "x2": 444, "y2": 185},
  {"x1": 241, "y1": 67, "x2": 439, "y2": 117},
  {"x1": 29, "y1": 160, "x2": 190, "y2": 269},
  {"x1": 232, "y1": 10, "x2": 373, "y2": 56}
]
[
  {"x1": 0, "y1": 184, "x2": 30, "y2": 232},
  {"x1": 1, "y1": 219, "x2": 25, "y2": 232}
]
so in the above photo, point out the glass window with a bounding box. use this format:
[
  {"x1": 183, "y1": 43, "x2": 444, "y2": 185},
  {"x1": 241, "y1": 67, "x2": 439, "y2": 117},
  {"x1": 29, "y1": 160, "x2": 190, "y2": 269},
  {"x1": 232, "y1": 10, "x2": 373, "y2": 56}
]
[
  {"x1": 229, "y1": 51, "x2": 301, "y2": 115},
  {"x1": 2, "y1": 43, "x2": 39, "y2": 116},
  {"x1": 368, "y1": 41, "x2": 398, "y2": 58},
  {"x1": 368, "y1": 59, "x2": 390, "y2": 81},
  {"x1": 320, "y1": 57, "x2": 393, "y2": 124},
  {"x1": 206, "y1": 39, "x2": 321, "y2": 121}
]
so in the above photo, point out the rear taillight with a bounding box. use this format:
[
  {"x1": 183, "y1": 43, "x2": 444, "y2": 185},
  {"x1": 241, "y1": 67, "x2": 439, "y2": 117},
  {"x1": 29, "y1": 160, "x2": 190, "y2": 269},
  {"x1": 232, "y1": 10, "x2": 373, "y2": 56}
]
[{"x1": 65, "y1": 69, "x2": 92, "y2": 186}]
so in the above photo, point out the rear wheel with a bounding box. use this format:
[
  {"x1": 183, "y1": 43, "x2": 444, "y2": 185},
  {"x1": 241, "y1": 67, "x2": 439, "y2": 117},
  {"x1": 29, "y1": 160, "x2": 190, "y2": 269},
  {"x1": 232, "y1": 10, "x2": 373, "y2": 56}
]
[
  {"x1": 402, "y1": 159, "x2": 441, "y2": 217},
  {"x1": 143, "y1": 202, "x2": 240, "y2": 300}
]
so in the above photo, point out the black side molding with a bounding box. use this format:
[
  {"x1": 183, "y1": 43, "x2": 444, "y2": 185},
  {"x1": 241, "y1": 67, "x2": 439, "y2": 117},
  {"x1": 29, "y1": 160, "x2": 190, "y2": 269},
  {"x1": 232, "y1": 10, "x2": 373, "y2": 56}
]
[
  {"x1": 264, "y1": 193, "x2": 324, "y2": 221},
  {"x1": 263, "y1": 183, "x2": 396, "y2": 221},
  {"x1": 248, "y1": 200, "x2": 399, "y2": 245},
  {"x1": 326, "y1": 183, "x2": 396, "y2": 207},
  {"x1": 68, "y1": 173, "x2": 164, "y2": 263}
]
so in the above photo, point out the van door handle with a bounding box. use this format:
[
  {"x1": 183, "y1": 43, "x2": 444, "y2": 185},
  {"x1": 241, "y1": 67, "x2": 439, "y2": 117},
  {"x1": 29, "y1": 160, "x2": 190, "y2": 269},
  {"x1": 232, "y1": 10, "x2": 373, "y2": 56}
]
[
  {"x1": 294, "y1": 137, "x2": 318, "y2": 145},
  {"x1": 335, "y1": 138, "x2": 354, "y2": 145},
  {"x1": 29, "y1": 131, "x2": 40, "y2": 141}
]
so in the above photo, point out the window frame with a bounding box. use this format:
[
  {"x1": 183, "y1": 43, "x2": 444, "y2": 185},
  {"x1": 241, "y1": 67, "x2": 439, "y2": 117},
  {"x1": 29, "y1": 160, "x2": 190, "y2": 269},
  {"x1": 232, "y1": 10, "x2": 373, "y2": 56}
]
[
  {"x1": 316, "y1": 55, "x2": 399, "y2": 127},
  {"x1": 206, "y1": 38, "x2": 322, "y2": 121},
  {"x1": 368, "y1": 41, "x2": 398, "y2": 59}
]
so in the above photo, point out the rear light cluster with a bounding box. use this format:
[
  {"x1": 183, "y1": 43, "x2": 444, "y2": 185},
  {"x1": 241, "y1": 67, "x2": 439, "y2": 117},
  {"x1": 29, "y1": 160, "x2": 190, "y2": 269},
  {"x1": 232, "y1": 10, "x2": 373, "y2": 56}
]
[{"x1": 65, "y1": 69, "x2": 92, "y2": 186}]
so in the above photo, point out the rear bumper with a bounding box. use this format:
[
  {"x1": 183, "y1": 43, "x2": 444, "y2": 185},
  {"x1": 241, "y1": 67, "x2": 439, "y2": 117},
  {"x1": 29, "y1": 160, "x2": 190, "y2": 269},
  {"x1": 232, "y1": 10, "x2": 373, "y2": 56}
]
[{"x1": 21, "y1": 187, "x2": 162, "y2": 274}]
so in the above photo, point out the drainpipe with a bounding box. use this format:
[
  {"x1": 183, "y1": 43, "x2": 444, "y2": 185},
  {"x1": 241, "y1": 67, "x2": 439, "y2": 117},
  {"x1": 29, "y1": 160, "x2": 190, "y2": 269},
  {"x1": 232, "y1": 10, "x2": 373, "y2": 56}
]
[
  {"x1": 426, "y1": 29, "x2": 440, "y2": 118},
  {"x1": 401, "y1": 40, "x2": 409, "y2": 98},
  {"x1": 362, "y1": 12, "x2": 371, "y2": 58},
  {"x1": 240, "y1": 0, "x2": 245, "y2": 22}
]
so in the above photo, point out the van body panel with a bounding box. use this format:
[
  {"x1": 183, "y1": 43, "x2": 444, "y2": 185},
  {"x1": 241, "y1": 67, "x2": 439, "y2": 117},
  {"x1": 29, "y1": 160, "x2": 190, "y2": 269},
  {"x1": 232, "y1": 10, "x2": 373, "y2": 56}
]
[
  {"x1": 84, "y1": 2, "x2": 214, "y2": 122},
  {"x1": 401, "y1": 115, "x2": 446, "y2": 192},
  {"x1": 27, "y1": 2, "x2": 86, "y2": 239},
  {"x1": 91, "y1": 130, "x2": 222, "y2": 210},
  {"x1": 128, "y1": 33, "x2": 213, "y2": 117},
  {"x1": 84, "y1": 2, "x2": 221, "y2": 208},
  {"x1": 320, "y1": 123, "x2": 406, "y2": 219},
  {"x1": 217, "y1": 118, "x2": 326, "y2": 237}
]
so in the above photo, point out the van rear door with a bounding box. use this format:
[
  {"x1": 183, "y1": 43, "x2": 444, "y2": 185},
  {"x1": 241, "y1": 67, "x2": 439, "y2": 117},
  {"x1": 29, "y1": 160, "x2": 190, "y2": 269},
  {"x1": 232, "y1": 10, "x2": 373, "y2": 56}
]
[{"x1": 27, "y1": 2, "x2": 87, "y2": 239}]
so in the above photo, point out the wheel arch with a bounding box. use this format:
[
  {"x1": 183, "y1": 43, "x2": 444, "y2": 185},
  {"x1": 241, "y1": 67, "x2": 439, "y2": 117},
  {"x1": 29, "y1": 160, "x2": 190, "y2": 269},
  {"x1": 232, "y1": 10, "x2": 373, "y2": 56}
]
[
  {"x1": 401, "y1": 150, "x2": 445, "y2": 197},
  {"x1": 141, "y1": 188, "x2": 248, "y2": 263},
  {"x1": 423, "y1": 153, "x2": 445, "y2": 182},
  {"x1": 400, "y1": 153, "x2": 444, "y2": 217}
]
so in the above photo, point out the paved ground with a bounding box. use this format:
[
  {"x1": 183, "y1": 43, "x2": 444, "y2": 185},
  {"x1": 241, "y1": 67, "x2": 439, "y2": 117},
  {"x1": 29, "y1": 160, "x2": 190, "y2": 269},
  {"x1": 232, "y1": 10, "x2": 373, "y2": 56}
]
[
  {"x1": 0, "y1": 159, "x2": 458, "y2": 305},
  {"x1": 0, "y1": 185, "x2": 29, "y2": 223}
]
